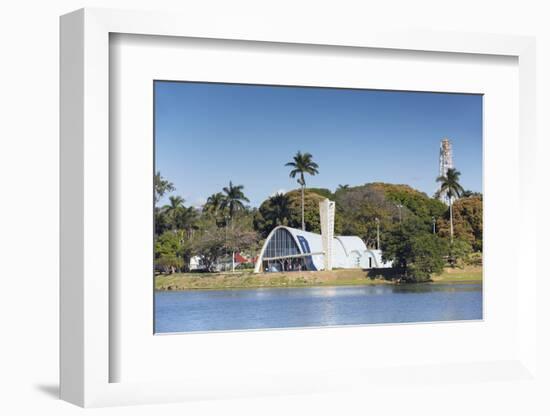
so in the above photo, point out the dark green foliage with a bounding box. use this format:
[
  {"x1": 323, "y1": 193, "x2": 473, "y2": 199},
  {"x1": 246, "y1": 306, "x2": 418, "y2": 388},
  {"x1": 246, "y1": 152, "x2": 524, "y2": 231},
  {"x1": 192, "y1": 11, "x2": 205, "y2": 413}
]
[
  {"x1": 381, "y1": 218, "x2": 446, "y2": 282},
  {"x1": 435, "y1": 168, "x2": 465, "y2": 202},
  {"x1": 435, "y1": 168, "x2": 465, "y2": 245},
  {"x1": 383, "y1": 183, "x2": 447, "y2": 224},
  {"x1": 447, "y1": 238, "x2": 473, "y2": 268},
  {"x1": 154, "y1": 207, "x2": 171, "y2": 235},
  {"x1": 254, "y1": 189, "x2": 329, "y2": 236},
  {"x1": 286, "y1": 189, "x2": 326, "y2": 233},
  {"x1": 158, "y1": 195, "x2": 199, "y2": 234},
  {"x1": 285, "y1": 151, "x2": 320, "y2": 183},
  {"x1": 408, "y1": 234, "x2": 446, "y2": 281},
  {"x1": 155, "y1": 231, "x2": 187, "y2": 273},
  {"x1": 254, "y1": 193, "x2": 293, "y2": 237},
  {"x1": 203, "y1": 192, "x2": 225, "y2": 215}
]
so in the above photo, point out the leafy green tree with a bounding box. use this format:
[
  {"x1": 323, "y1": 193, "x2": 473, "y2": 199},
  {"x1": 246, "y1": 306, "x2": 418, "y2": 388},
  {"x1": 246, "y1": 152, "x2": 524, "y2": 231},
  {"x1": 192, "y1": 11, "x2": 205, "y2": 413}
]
[
  {"x1": 188, "y1": 210, "x2": 259, "y2": 272},
  {"x1": 268, "y1": 193, "x2": 292, "y2": 224},
  {"x1": 437, "y1": 196, "x2": 483, "y2": 252},
  {"x1": 333, "y1": 183, "x2": 447, "y2": 248},
  {"x1": 453, "y1": 196, "x2": 483, "y2": 252},
  {"x1": 408, "y1": 234, "x2": 446, "y2": 281},
  {"x1": 254, "y1": 189, "x2": 340, "y2": 237},
  {"x1": 221, "y1": 181, "x2": 250, "y2": 220},
  {"x1": 190, "y1": 224, "x2": 227, "y2": 272},
  {"x1": 154, "y1": 172, "x2": 175, "y2": 205},
  {"x1": 382, "y1": 218, "x2": 446, "y2": 282},
  {"x1": 256, "y1": 193, "x2": 292, "y2": 234},
  {"x1": 436, "y1": 168, "x2": 465, "y2": 242},
  {"x1": 383, "y1": 183, "x2": 447, "y2": 225},
  {"x1": 285, "y1": 151, "x2": 319, "y2": 230},
  {"x1": 154, "y1": 207, "x2": 171, "y2": 236},
  {"x1": 447, "y1": 238, "x2": 473, "y2": 268},
  {"x1": 225, "y1": 218, "x2": 260, "y2": 259},
  {"x1": 155, "y1": 231, "x2": 185, "y2": 273}
]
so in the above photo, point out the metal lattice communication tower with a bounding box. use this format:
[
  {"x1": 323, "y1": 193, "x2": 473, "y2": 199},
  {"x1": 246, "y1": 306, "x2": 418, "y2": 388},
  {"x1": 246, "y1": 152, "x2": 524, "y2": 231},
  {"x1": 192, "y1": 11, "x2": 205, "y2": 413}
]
[{"x1": 439, "y1": 138, "x2": 453, "y2": 203}]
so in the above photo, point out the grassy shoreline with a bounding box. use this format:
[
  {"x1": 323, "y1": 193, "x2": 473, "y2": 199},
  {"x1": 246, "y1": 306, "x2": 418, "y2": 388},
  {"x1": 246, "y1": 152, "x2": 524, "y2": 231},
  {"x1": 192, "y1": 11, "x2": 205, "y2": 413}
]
[{"x1": 155, "y1": 266, "x2": 482, "y2": 291}]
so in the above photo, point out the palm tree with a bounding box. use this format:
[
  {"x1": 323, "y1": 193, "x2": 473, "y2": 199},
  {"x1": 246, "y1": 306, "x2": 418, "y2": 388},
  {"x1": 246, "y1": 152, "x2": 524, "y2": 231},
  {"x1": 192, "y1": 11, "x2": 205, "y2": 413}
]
[
  {"x1": 162, "y1": 196, "x2": 185, "y2": 228},
  {"x1": 162, "y1": 196, "x2": 197, "y2": 233},
  {"x1": 337, "y1": 184, "x2": 349, "y2": 191},
  {"x1": 285, "y1": 151, "x2": 319, "y2": 230},
  {"x1": 175, "y1": 206, "x2": 199, "y2": 237},
  {"x1": 203, "y1": 192, "x2": 225, "y2": 215},
  {"x1": 220, "y1": 181, "x2": 249, "y2": 273},
  {"x1": 436, "y1": 168, "x2": 465, "y2": 242},
  {"x1": 221, "y1": 181, "x2": 250, "y2": 220},
  {"x1": 267, "y1": 193, "x2": 292, "y2": 227}
]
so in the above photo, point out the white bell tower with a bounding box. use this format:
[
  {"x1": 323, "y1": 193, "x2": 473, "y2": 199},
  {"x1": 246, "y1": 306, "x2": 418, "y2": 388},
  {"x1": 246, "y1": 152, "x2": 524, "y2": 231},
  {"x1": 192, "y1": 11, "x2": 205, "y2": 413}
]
[{"x1": 319, "y1": 199, "x2": 335, "y2": 271}]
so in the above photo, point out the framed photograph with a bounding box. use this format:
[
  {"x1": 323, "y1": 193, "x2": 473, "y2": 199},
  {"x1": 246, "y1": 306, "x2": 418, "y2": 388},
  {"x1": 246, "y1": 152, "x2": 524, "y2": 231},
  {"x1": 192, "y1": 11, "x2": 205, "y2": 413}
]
[
  {"x1": 152, "y1": 81, "x2": 483, "y2": 334},
  {"x1": 60, "y1": 8, "x2": 537, "y2": 407}
]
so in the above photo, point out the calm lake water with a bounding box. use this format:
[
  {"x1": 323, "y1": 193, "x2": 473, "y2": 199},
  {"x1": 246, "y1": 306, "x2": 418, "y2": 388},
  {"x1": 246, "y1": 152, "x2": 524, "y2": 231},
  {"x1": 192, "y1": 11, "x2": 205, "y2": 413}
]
[{"x1": 154, "y1": 283, "x2": 482, "y2": 333}]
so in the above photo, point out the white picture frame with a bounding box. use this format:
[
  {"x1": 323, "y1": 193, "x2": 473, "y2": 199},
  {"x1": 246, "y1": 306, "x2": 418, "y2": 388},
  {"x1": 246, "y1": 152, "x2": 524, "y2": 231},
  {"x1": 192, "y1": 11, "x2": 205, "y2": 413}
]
[{"x1": 60, "y1": 8, "x2": 537, "y2": 407}]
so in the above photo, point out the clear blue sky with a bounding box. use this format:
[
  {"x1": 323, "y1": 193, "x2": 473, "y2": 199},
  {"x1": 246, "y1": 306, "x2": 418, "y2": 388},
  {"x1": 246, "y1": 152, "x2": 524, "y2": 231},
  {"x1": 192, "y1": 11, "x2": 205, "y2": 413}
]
[{"x1": 155, "y1": 81, "x2": 482, "y2": 208}]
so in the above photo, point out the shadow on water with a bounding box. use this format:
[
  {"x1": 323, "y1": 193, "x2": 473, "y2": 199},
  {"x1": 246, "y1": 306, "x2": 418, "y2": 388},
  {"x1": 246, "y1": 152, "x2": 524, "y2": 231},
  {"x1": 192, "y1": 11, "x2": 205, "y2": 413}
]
[{"x1": 391, "y1": 283, "x2": 482, "y2": 294}]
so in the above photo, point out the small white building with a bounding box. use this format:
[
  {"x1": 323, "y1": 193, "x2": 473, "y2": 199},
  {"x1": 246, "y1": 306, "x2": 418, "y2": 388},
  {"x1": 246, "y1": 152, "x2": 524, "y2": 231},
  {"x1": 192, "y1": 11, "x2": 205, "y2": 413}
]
[{"x1": 189, "y1": 255, "x2": 206, "y2": 271}]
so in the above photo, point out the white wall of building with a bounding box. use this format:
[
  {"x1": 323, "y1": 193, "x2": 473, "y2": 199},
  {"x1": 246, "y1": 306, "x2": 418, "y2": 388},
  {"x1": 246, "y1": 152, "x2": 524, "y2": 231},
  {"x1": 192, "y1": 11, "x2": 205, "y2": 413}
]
[{"x1": 255, "y1": 226, "x2": 392, "y2": 272}]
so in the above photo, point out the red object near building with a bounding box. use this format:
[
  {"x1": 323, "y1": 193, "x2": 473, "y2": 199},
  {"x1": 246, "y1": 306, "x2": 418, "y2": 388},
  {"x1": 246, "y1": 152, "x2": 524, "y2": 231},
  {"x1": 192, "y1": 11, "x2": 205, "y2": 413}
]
[{"x1": 234, "y1": 253, "x2": 249, "y2": 264}]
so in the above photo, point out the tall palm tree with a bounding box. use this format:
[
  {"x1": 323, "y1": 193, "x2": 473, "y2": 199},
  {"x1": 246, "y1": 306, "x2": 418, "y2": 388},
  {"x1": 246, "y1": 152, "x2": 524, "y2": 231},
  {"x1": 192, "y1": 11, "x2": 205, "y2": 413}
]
[
  {"x1": 220, "y1": 181, "x2": 249, "y2": 273},
  {"x1": 221, "y1": 181, "x2": 250, "y2": 220},
  {"x1": 285, "y1": 151, "x2": 319, "y2": 230},
  {"x1": 436, "y1": 168, "x2": 465, "y2": 242}
]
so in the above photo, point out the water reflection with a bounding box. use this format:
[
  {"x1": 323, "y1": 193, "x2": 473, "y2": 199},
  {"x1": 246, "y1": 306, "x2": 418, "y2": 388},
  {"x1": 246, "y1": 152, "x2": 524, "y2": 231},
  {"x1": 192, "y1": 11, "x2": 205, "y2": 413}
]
[
  {"x1": 155, "y1": 283, "x2": 482, "y2": 333},
  {"x1": 391, "y1": 283, "x2": 481, "y2": 294}
]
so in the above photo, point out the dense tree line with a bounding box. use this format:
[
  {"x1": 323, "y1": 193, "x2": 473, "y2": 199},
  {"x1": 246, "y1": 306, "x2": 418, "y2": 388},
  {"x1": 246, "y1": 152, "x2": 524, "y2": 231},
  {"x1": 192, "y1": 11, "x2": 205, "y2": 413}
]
[
  {"x1": 155, "y1": 151, "x2": 483, "y2": 282},
  {"x1": 154, "y1": 174, "x2": 259, "y2": 273}
]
